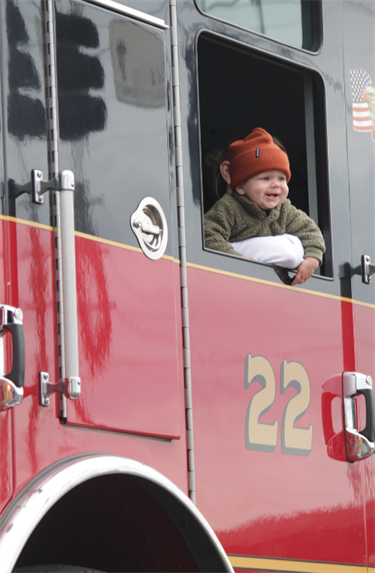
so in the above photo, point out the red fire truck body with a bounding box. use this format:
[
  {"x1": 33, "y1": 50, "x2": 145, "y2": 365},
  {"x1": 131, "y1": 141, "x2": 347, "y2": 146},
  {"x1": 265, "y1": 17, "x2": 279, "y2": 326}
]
[{"x1": 0, "y1": 0, "x2": 374, "y2": 572}]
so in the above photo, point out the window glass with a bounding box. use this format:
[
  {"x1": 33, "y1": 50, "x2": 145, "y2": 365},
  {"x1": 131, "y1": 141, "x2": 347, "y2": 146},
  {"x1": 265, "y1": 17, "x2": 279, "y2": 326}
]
[
  {"x1": 195, "y1": 0, "x2": 317, "y2": 51},
  {"x1": 3, "y1": 0, "x2": 49, "y2": 225},
  {"x1": 55, "y1": 2, "x2": 170, "y2": 247}
]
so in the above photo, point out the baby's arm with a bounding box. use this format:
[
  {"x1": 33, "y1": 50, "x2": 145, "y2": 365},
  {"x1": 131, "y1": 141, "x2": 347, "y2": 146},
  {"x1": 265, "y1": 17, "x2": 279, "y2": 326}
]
[
  {"x1": 204, "y1": 198, "x2": 240, "y2": 256},
  {"x1": 285, "y1": 204, "x2": 325, "y2": 284},
  {"x1": 230, "y1": 234, "x2": 304, "y2": 269},
  {"x1": 292, "y1": 257, "x2": 320, "y2": 286}
]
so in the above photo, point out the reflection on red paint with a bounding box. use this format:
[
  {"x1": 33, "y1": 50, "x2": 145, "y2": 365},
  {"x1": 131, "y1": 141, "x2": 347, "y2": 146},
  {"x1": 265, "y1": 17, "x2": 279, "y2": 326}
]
[
  {"x1": 76, "y1": 237, "x2": 112, "y2": 378},
  {"x1": 26, "y1": 226, "x2": 51, "y2": 472},
  {"x1": 74, "y1": 237, "x2": 112, "y2": 424},
  {"x1": 68, "y1": 237, "x2": 181, "y2": 438},
  {"x1": 0, "y1": 411, "x2": 12, "y2": 513},
  {"x1": 219, "y1": 503, "x2": 366, "y2": 565},
  {"x1": 321, "y1": 375, "x2": 347, "y2": 462},
  {"x1": 341, "y1": 299, "x2": 356, "y2": 373}
]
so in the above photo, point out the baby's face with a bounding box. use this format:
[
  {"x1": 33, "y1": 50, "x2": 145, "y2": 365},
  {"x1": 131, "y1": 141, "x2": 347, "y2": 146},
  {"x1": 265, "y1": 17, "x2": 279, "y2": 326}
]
[{"x1": 236, "y1": 170, "x2": 289, "y2": 210}]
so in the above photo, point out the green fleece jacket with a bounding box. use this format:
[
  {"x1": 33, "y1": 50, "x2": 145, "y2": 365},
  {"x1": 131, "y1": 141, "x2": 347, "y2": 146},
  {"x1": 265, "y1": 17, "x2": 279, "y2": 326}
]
[{"x1": 204, "y1": 191, "x2": 325, "y2": 263}]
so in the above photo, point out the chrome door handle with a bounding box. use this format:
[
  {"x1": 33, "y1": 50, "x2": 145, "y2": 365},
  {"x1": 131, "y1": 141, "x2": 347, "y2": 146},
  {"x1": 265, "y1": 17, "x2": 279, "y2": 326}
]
[
  {"x1": 133, "y1": 219, "x2": 162, "y2": 236},
  {"x1": 0, "y1": 377, "x2": 23, "y2": 410},
  {"x1": 0, "y1": 305, "x2": 25, "y2": 411},
  {"x1": 343, "y1": 371, "x2": 375, "y2": 461}
]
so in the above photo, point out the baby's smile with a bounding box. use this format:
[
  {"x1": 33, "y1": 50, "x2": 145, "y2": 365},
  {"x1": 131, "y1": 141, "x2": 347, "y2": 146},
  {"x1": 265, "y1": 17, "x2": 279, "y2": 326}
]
[{"x1": 237, "y1": 170, "x2": 289, "y2": 210}]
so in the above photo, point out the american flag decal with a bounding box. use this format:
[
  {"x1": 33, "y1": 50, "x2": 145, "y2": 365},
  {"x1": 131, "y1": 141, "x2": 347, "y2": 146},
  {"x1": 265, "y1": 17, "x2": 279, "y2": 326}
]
[{"x1": 349, "y1": 69, "x2": 375, "y2": 140}]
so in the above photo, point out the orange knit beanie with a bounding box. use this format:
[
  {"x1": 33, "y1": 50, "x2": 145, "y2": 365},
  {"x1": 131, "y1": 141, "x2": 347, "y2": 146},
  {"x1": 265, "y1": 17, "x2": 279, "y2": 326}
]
[{"x1": 227, "y1": 128, "x2": 291, "y2": 189}]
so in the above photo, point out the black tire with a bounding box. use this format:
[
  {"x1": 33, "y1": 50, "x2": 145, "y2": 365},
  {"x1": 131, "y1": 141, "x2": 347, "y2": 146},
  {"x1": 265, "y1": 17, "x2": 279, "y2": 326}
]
[{"x1": 14, "y1": 565, "x2": 105, "y2": 573}]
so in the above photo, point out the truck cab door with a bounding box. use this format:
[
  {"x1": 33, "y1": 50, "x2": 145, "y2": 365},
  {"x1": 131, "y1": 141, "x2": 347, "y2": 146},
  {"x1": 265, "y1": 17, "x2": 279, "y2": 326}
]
[
  {"x1": 1, "y1": 0, "x2": 181, "y2": 492},
  {"x1": 177, "y1": 0, "x2": 370, "y2": 569}
]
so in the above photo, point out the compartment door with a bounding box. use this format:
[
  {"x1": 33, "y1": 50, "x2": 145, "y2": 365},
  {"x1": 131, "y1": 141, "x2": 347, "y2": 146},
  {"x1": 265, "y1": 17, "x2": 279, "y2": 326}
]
[
  {"x1": 178, "y1": 0, "x2": 369, "y2": 569},
  {"x1": 55, "y1": 1, "x2": 182, "y2": 438},
  {"x1": 342, "y1": 2, "x2": 375, "y2": 569}
]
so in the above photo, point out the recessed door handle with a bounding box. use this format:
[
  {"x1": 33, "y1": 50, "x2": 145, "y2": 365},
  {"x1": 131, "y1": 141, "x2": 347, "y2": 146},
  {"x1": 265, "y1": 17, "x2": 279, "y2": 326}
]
[{"x1": 130, "y1": 197, "x2": 168, "y2": 260}]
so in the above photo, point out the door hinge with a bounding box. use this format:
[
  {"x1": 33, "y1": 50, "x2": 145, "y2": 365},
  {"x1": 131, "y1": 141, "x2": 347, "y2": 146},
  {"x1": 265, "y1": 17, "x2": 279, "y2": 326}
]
[
  {"x1": 9, "y1": 169, "x2": 75, "y2": 205},
  {"x1": 39, "y1": 371, "x2": 81, "y2": 407}
]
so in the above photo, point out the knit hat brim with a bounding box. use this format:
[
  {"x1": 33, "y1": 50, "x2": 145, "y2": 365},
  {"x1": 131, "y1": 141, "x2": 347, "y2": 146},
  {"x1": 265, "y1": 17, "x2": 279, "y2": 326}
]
[{"x1": 228, "y1": 128, "x2": 291, "y2": 189}]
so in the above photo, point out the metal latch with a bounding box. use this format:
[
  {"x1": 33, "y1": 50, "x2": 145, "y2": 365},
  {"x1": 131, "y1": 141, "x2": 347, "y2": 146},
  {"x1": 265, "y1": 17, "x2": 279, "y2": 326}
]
[
  {"x1": 352, "y1": 255, "x2": 375, "y2": 284},
  {"x1": 9, "y1": 169, "x2": 75, "y2": 205},
  {"x1": 343, "y1": 371, "x2": 375, "y2": 461},
  {"x1": 0, "y1": 305, "x2": 25, "y2": 411},
  {"x1": 130, "y1": 197, "x2": 168, "y2": 260}
]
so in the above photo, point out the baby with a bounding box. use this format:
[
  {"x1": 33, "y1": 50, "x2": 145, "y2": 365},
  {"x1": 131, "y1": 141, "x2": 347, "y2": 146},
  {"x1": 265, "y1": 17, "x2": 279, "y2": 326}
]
[{"x1": 204, "y1": 128, "x2": 326, "y2": 285}]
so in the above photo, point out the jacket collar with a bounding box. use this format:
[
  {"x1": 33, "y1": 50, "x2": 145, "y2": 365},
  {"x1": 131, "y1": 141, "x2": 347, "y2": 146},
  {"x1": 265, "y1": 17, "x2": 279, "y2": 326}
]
[{"x1": 232, "y1": 190, "x2": 282, "y2": 220}]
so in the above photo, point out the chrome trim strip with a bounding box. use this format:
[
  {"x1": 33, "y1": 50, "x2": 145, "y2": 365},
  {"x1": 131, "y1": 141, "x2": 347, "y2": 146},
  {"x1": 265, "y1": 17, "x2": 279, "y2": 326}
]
[
  {"x1": 0, "y1": 455, "x2": 233, "y2": 573},
  {"x1": 86, "y1": 0, "x2": 168, "y2": 29}
]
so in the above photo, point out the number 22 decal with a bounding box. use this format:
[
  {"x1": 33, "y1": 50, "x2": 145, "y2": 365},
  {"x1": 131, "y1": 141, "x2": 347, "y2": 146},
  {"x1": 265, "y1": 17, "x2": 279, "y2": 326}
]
[{"x1": 245, "y1": 354, "x2": 313, "y2": 456}]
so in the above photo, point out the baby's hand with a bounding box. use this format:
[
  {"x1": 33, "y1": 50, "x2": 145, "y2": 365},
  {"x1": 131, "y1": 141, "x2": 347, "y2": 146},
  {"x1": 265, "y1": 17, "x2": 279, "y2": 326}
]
[{"x1": 292, "y1": 257, "x2": 320, "y2": 286}]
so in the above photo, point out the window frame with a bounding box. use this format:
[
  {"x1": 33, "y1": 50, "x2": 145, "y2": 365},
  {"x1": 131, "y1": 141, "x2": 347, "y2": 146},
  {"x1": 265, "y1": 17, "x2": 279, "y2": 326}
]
[
  {"x1": 196, "y1": 29, "x2": 332, "y2": 281},
  {"x1": 193, "y1": 0, "x2": 323, "y2": 54}
]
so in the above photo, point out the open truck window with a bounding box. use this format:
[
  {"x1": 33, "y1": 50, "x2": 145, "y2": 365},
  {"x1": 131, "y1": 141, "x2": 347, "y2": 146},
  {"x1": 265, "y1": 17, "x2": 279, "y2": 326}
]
[
  {"x1": 198, "y1": 32, "x2": 332, "y2": 278},
  {"x1": 195, "y1": 0, "x2": 322, "y2": 52}
]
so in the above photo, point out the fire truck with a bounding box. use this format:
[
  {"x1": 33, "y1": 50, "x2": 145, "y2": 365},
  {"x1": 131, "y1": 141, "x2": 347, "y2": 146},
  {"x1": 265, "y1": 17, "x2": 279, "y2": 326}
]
[{"x1": 0, "y1": 0, "x2": 374, "y2": 571}]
